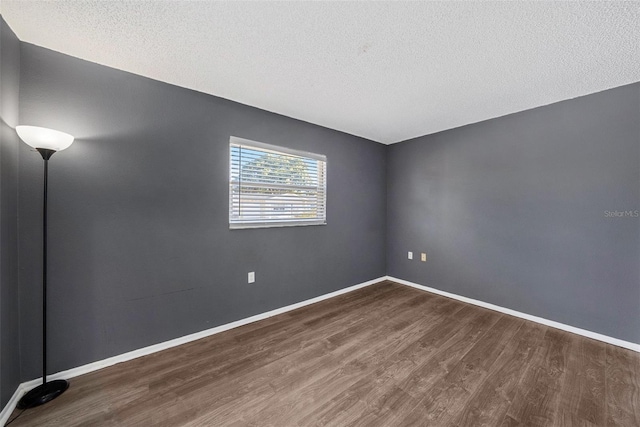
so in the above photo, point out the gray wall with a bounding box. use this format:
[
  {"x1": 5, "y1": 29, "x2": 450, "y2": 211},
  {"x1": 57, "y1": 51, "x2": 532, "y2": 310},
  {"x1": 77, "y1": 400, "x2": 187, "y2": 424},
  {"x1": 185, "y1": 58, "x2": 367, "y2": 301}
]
[
  {"x1": 388, "y1": 83, "x2": 640, "y2": 344},
  {"x1": 17, "y1": 44, "x2": 387, "y2": 380},
  {"x1": 0, "y1": 16, "x2": 21, "y2": 408}
]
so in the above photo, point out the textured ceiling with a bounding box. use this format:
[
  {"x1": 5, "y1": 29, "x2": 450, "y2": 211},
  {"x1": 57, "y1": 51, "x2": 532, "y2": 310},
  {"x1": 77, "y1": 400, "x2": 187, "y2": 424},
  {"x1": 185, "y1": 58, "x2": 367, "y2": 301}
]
[{"x1": 2, "y1": 1, "x2": 639, "y2": 144}]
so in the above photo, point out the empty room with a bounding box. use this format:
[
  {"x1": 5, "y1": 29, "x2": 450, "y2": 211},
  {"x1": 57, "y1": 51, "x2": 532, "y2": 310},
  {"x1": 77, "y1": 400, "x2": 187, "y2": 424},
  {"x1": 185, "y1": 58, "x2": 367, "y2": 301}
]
[{"x1": 1, "y1": 1, "x2": 639, "y2": 426}]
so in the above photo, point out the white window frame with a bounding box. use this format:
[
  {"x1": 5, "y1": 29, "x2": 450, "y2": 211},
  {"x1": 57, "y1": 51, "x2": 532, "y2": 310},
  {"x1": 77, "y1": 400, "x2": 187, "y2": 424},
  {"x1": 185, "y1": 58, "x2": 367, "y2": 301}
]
[{"x1": 229, "y1": 136, "x2": 327, "y2": 229}]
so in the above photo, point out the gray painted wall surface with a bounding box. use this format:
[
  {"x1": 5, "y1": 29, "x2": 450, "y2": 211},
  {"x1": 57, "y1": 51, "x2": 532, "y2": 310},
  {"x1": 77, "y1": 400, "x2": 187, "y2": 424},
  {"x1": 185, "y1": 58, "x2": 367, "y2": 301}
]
[
  {"x1": 17, "y1": 44, "x2": 387, "y2": 380},
  {"x1": 388, "y1": 83, "x2": 640, "y2": 344},
  {"x1": 0, "y1": 16, "x2": 21, "y2": 407}
]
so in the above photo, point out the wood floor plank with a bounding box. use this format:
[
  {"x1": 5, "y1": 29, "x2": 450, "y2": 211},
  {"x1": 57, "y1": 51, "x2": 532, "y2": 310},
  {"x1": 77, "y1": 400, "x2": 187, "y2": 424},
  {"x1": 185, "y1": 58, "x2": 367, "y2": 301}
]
[
  {"x1": 501, "y1": 328, "x2": 572, "y2": 427},
  {"x1": 180, "y1": 293, "x2": 446, "y2": 426},
  {"x1": 130, "y1": 288, "x2": 427, "y2": 426},
  {"x1": 606, "y1": 345, "x2": 640, "y2": 426},
  {"x1": 451, "y1": 321, "x2": 547, "y2": 426},
  {"x1": 233, "y1": 297, "x2": 463, "y2": 426},
  {"x1": 555, "y1": 336, "x2": 607, "y2": 426},
  {"x1": 277, "y1": 299, "x2": 465, "y2": 426},
  {"x1": 400, "y1": 315, "x2": 524, "y2": 425},
  {"x1": 397, "y1": 306, "x2": 502, "y2": 402},
  {"x1": 298, "y1": 305, "x2": 482, "y2": 424},
  {"x1": 8, "y1": 281, "x2": 640, "y2": 427}
]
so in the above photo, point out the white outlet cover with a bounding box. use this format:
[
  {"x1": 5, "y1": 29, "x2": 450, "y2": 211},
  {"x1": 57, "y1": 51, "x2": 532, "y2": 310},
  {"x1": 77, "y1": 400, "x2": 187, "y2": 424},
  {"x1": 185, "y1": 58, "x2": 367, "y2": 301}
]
[
  {"x1": 248, "y1": 272, "x2": 255, "y2": 283},
  {"x1": 421, "y1": 253, "x2": 427, "y2": 262},
  {"x1": 408, "y1": 251, "x2": 413, "y2": 260}
]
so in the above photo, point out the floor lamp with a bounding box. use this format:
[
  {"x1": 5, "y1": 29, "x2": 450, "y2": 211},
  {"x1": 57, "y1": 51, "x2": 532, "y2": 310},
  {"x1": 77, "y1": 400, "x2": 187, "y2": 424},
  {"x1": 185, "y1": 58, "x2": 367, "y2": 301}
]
[{"x1": 16, "y1": 125, "x2": 74, "y2": 409}]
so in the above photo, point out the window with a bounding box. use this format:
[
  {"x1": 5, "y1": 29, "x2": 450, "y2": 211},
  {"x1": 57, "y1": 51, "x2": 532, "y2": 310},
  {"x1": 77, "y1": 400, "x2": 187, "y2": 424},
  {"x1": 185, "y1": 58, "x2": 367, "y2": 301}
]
[{"x1": 229, "y1": 136, "x2": 327, "y2": 229}]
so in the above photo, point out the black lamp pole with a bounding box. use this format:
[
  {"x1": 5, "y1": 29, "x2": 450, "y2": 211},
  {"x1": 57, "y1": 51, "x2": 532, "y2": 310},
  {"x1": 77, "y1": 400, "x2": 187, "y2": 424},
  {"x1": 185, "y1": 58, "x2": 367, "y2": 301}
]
[{"x1": 18, "y1": 148, "x2": 69, "y2": 409}]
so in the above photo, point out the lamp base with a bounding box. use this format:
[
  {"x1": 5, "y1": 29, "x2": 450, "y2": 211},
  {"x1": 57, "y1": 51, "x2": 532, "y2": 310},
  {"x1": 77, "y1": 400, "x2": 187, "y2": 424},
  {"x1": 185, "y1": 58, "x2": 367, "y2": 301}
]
[{"x1": 17, "y1": 379, "x2": 69, "y2": 409}]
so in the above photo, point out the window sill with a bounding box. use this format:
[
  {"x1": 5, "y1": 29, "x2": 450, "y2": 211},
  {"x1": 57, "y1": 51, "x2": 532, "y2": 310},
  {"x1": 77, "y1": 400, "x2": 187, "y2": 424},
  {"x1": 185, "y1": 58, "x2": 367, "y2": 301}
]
[{"x1": 229, "y1": 221, "x2": 327, "y2": 230}]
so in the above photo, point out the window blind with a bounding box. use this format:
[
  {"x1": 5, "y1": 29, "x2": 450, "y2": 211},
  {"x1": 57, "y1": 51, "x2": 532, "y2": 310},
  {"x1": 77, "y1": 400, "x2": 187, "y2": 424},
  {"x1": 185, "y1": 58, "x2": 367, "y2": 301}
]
[{"x1": 229, "y1": 136, "x2": 327, "y2": 229}]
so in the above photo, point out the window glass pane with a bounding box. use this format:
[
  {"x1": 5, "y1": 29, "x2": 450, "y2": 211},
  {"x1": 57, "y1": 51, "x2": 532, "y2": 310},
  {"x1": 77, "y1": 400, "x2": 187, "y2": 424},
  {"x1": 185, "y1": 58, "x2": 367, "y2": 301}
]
[{"x1": 229, "y1": 137, "x2": 327, "y2": 229}]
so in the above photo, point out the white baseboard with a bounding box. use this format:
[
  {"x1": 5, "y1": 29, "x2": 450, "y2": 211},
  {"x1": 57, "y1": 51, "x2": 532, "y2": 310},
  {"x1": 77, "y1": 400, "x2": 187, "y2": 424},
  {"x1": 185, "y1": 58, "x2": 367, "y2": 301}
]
[
  {"x1": 0, "y1": 276, "x2": 387, "y2": 425},
  {"x1": 0, "y1": 383, "x2": 29, "y2": 426},
  {"x1": 386, "y1": 276, "x2": 640, "y2": 353}
]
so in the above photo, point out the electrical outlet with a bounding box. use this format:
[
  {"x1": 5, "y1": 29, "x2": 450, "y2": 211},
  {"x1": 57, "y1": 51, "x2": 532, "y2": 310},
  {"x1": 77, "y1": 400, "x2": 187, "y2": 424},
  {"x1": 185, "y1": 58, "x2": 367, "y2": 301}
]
[
  {"x1": 408, "y1": 251, "x2": 413, "y2": 260},
  {"x1": 421, "y1": 253, "x2": 427, "y2": 262},
  {"x1": 248, "y1": 272, "x2": 255, "y2": 283}
]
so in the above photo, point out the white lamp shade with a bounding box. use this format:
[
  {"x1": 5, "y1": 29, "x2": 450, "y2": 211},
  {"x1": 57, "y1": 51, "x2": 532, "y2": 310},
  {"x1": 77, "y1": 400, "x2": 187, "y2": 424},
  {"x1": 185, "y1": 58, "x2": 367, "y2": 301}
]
[{"x1": 16, "y1": 125, "x2": 74, "y2": 152}]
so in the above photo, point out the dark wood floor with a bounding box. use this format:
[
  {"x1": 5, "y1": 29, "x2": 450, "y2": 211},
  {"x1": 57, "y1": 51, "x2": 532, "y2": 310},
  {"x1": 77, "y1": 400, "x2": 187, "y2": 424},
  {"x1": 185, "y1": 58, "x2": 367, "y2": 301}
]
[{"x1": 8, "y1": 281, "x2": 640, "y2": 426}]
